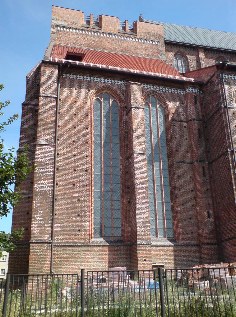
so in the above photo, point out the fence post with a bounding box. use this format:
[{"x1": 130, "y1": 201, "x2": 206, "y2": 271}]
[
  {"x1": 2, "y1": 273, "x2": 10, "y2": 317},
  {"x1": 81, "y1": 269, "x2": 85, "y2": 317},
  {"x1": 75, "y1": 274, "x2": 79, "y2": 317},
  {"x1": 158, "y1": 268, "x2": 165, "y2": 317}
]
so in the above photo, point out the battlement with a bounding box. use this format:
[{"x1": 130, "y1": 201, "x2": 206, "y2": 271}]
[
  {"x1": 52, "y1": 6, "x2": 85, "y2": 29},
  {"x1": 52, "y1": 6, "x2": 163, "y2": 39},
  {"x1": 48, "y1": 6, "x2": 166, "y2": 61}
]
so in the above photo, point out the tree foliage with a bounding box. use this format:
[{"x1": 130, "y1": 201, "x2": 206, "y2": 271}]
[{"x1": 0, "y1": 84, "x2": 30, "y2": 253}]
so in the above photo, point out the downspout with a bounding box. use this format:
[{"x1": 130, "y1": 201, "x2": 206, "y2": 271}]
[{"x1": 50, "y1": 64, "x2": 62, "y2": 274}]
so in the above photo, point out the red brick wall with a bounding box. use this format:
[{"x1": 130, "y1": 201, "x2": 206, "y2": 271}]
[
  {"x1": 49, "y1": 6, "x2": 165, "y2": 60},
  {"x1": 201, "y1": 71, "x2": 236, "y2": 262},
  {"x1": 203, "y1": 50, "x2": 236, "y2": 67},
  {"x1": 165, "y1": 44, "x2": 236, "y2": 72},
  {"x1": 9, "y1": 66, "x2": 41, "y2": 274},
  {"x1": 99, "y1": 15, "x2": 120, "y2": 33},
  {"x1": 165, "y1": 44, "x2": 200, "y2": 71},
  {"x1": 12, "y1": 64, "x2": 221, "y2": 273},
  {"x1": 10, "y1": 6, "x2": 236, "y2": 274},
  {"x1": 52, "y1": 6, "x2": 85, "y2": 30},
  {"x1": 219, "y1": 73, "x2": 236, "y2": 261},
  {"x1": 133, "y1": 20, "x2": 165, "y2": 48},
  {"x1": 11, "y1": 61, "x2": 220, "y2": 273}
]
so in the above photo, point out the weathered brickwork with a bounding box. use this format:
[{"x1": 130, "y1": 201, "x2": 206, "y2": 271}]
[
  {"x1": 165, "y1": 44, "x2": 236, "y2": 71},
  {"x1": 9, "y1": 6, "x2": 236, "y2": 274},
  {"x1": 204, "y1": 50, "x2": 236, "y2": 68},
  {"x1": 198, "y1": 71, "x2": 236, "y2": 263},
  {"x1": 8, "y1": 65, "x2": 41, "y2": 274},
  {"x1": 165, "y1": 44, "x2": 200, "y2": 71}
]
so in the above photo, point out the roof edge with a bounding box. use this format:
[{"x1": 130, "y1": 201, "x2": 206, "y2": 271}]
[{"x1": 42, "y1": 58, "x2": 202, "y2": 84}]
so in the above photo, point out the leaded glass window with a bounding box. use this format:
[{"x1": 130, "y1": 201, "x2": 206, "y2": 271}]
[
  {"x1": 174, "y1": 53, "x2": 189, "y2": 73},
  {"x1": 145, "y1": 96, "x2": 173, "y2": 238},
  {"x1": 93, "y1": 93, "x2": 121, "y2": 239}
]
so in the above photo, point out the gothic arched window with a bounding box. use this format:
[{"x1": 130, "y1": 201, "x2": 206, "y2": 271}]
[
  {"x1": 174, "y1": 53, "x2": 189, "y2": 73},
  {"x1": 144, "y1": 96, "x2": 173, "y2": 238},
  {"x1": 93, "y1": 93, "x2": 121, "y2": 239}
]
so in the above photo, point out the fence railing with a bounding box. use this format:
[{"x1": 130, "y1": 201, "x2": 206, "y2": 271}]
[
  {"x1": 1, "y1": 274, "x2": 80, "y2": 317},
  {"x1": 1, "y1": 267, "x2": 236, "y2": 316},
  {"x1": 165, "y1": 267, "x2": 236, "y2": 316}
]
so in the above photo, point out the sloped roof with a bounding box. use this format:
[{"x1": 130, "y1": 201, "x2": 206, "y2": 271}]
[
  {"x1": 145, "y1": 20, "x2": 236, "y2": 51},
  {"x1": 83, "y1": 50, "x2": 180, "y2": 76},
  {"x1": 51, "y1": 45, "x2": 181, "y2": 77}
]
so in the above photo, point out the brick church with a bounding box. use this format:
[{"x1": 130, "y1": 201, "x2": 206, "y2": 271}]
[{"x1": 9, "y1": 6, "x2": 236, "y2": 274}]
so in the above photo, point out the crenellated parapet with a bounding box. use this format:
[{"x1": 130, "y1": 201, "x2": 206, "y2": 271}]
[{"x1": 46, "y1": 6, "x2": 165, "y2": 61}]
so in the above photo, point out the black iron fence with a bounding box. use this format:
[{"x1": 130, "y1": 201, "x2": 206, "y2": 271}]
[{"x1": 1, "y1": 267, "x2": 236, "y2": 316}]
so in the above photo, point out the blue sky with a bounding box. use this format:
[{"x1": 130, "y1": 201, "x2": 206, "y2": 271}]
[{"x1": 0, "y1": 0, "x2": 236, "y2": 233}]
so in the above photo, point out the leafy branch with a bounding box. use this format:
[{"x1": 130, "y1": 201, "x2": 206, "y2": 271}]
[{"x1": 0, "y1": 84, "x2": 31, "y2": 254}]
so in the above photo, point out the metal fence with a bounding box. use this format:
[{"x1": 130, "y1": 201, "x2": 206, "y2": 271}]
[
  {"x1": 1, "y1": 267, "x2": 236, "y2": 316},
  {"x1": 1, "y1": 274, "x2": 80, "y2": 317}
]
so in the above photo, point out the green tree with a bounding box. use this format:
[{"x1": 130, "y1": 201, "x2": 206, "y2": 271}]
[{"x1": 0, "y1": 84, "x2": 30, "y2": 254}]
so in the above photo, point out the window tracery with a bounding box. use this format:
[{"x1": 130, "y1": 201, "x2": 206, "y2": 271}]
[
  {"x1": 144, "y1": 96, "x2": 173, "y2": 238},
  {"x1": 174, "y1": 53, "x2": 189, "y2": 73},
  {"x1": 93, "y1": 93, "x2": 121, "y2": 239}
]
